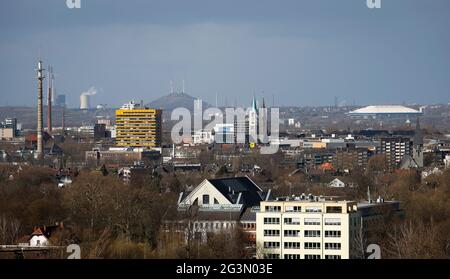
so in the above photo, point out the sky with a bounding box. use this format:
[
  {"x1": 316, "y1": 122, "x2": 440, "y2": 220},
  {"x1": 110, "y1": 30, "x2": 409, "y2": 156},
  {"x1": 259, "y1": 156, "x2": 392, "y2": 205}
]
[{"x1": 0, "y1": 0, "x2": 449, "y2": 108}]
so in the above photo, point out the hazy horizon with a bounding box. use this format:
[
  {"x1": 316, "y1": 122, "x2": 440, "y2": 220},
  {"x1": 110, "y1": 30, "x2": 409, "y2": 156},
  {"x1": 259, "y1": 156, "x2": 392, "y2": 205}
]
[{"x1": 1, "y1": 0, "x2": 449, "y2": 108}]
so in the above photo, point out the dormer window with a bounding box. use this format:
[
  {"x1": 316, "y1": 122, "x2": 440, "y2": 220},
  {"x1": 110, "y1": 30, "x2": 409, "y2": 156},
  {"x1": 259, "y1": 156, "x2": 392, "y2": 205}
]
[{"x1": 202, "y1": 194, "x2": 210, "y2": 205}]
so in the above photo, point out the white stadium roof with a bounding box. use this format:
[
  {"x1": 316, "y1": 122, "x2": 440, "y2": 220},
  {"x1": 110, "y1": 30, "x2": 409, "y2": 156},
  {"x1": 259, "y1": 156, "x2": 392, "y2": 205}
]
[{"x1": 348, "y1": 105, "x2": 422, "y2": 115}]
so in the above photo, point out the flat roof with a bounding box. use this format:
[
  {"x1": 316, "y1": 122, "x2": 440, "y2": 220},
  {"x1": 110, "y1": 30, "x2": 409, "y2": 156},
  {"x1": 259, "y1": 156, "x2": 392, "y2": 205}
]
[{"x1": 349, "y1": 105, "x2": 422, "y2": 115}]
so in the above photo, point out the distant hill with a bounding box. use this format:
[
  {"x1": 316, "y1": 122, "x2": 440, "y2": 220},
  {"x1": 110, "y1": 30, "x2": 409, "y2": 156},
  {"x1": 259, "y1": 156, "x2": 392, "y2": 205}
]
[{"x1": 146, "y1": 92, "x2": 210, "y2": 112}]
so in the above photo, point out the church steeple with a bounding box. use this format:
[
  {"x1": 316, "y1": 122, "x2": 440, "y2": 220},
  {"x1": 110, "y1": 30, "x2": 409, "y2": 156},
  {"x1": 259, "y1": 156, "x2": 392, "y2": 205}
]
[
  {"x1": 413, "y1": 117, "x2": 423, "y2": 146},
  {"x1": 252, "y1": 95, "x2": 258, "y2": 112}
]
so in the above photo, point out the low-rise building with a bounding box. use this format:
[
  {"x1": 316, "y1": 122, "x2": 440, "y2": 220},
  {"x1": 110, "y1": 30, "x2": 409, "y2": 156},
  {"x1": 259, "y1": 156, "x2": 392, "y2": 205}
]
[
  {"x1": 193, "y1": 130, "x2": 214, "y2": 145},
  {"x1": 357, "y1": 198, "x2": 404, "y2": 242},
  {"x1": 118, "y1": 163, "x2": 154, "y2": 184},
  {"x1": 85, "y1": 148, "x2": 161, "y2": 167},
  {"x1": 0, "y1": 118, "x2": 18, "y2": 140},
  {"x1": 165, "y1": 176, "x2": 271, "y2": 258},
  {"x1": 0, "y1": 127, "x2": 14, "y2": 140},
  {"x1": 328, "y1": 178, "x2": 346, "y2": 188}
]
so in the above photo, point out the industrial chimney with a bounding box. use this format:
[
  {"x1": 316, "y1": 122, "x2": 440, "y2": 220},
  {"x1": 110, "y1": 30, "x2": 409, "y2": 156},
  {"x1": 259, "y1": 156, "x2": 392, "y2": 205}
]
[
  {"x1": 36, "y1": 59, "x2": 45, "y2": 160},
  {"x1": 62, "y1": 105, "x2": 65, "y2": 133},
  {"x1": 47, "y1": 65, "x2": 53, "y2": 132}
]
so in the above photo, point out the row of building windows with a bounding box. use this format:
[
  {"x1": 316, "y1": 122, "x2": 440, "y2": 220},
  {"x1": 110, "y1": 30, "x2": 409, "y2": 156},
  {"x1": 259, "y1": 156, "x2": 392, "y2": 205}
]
[
  {"x1": 325, "y1": 230, "x2": 341, "y2": 237},
  {"x1": 263, "y1": 218, "x2": 342, "y2": 226},
  {"x1": 284, "y1": 217, "x2": 301, "y2": 225},
  {"x1": 304, "y1": 218, "x2": 321, "y2": 225},
  {"x1": 264, "y1": 217, "x2": 280, "y2": 224},
  {"x1": 325, "y1": 243, "x2": 341, "y2": 250},
  {"x1": 264, "y1": 229, "x2": 341, "y2": 238},
  {"x1": 264, "y1": 206, "x2": 346, "y2": 214},
  {"x1": 284, "y1": 254, "x2": 301, "y2": 259},
  {"x1": 241, "y1": 223, "x2": 256, "y2": 230},
  {"x1": 265, "y1": 206, "x2": 282, "y2": 212},
  {"x1": 304, "y1": 242, "x2": 321, "y2": 249},
  {"x1": 304, "y1": 230, "x2": 321, "y2": 237},
  {"x1": 284, "y1": 230, "x2": 301, "y2": 237},
  {"x1": 194, "y1": 222, "x2": 235, "y2": 230},
  {"x1": 262, "y1": 242, "x2": 342, "y2": 250},
  {"x1": 263, "y1": 254, "x2": 280, "y2": 259},
  {"x1": 263, "y1": 230, "x2": 280, "y2": 237},
  {"x1": 284, "y1": 242, "x2": 301, "y2": 249},
  {"x1": 285, "y1": 206, "x2": 301, "y2": 212},
  {"x1": 277, "y1": 254, "x2": 342, "y2": 260},
  {"x1": 305, "y1": 207, "x2": 322, "y2": 213},
  {"x1": 263, "y1": 242, "x2": 280, "y2": 249},
  {"x1": 324, "y1": 218, "x2": 341, "y2": 225}
]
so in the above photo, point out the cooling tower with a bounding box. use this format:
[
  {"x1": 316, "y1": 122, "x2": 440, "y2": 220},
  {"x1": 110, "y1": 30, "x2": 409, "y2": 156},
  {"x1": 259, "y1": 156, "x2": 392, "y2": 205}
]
[{"x1": 80, "y1": 94, "x2": 90, "y2": 110}]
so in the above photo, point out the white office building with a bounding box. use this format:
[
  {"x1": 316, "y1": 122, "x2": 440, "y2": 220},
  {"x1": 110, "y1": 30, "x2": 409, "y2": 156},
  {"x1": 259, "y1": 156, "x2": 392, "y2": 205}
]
[
  {"x1": 256, "y1": 196, "x2": 360, "y2": 259},
  {"x1": 193, "y1": 129, "x2": 214, "y2": 145}
]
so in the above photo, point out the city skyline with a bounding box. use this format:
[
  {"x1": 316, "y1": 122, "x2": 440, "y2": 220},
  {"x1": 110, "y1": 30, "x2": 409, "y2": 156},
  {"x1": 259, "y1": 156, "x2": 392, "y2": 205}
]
[{"x1": 1, "y1": 0, "x2": 450, "y2": 108}]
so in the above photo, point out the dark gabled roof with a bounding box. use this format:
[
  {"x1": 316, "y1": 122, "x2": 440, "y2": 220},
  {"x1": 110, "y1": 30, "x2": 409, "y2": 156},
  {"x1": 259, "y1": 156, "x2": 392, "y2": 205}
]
[
  {"x1": 49, "y1": 143, "x2": 63, "y2": 154},
  {"x1": 179, "y1": 191, "x2": 190, "y2": 203},
  {"x1": 30, "y1": 223, "x2": 64, "y2": 239},
  {"x1": 195, "y1": 211, "x2": 242, "y2": 221},
  {"x1": 239, "y1": 207, "x2": 257, "y2": 222},
  {"x1": 168, "y1": 209, "x2": 242, "y2": 221},
  {"x1": 31, "y1": 227, "x2": 44, "y2": 237},
  {"x1": 208, "y1": 176, "x2": 264, "y2": 207}
]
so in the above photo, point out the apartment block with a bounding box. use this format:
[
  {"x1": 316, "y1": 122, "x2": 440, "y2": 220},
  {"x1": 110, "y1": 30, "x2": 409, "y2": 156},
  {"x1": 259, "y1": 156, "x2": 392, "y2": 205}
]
[
  {"x1": 115, "y1": 101, "x2": 162, "y2": 148},
  {"x1": 256, "y1": 196, "x2": 360, "y2": 259},
  {"x1": 380, "y1": 137, "x2": 412, "y2": 170},
  {"x1": 0, "y1": 128, "x2": 14, "y2": 140},
  {"x1": 332, "y1": 147, "x2": 369, "y2": 170}
]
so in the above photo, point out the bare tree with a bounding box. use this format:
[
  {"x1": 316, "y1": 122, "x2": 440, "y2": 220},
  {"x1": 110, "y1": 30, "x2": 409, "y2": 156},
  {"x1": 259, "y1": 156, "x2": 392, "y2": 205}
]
[
  {"x1": 87, "y1": 227, "x2": 111, "y2": 259},
  {"x1": 351, "y1": 220, "x2": 367, "y2": 259},
  {"x1": 0, "y1": 215, "x2": 21, "y2": 245},
  {"x1": 384, "y1": 220, "x2": 447, "y2": 259}
]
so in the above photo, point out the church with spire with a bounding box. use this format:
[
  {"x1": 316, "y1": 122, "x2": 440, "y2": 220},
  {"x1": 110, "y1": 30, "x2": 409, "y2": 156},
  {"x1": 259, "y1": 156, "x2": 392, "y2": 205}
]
[
  {"x1": 412, "y1": 117, "x2": 424, "y2": 168},
  {"x1": 247, "y1": 96, "x2": 268, "y2": 145},
  {"x1": 399, "y1": 117, "x2": 424, "y2": 169}
]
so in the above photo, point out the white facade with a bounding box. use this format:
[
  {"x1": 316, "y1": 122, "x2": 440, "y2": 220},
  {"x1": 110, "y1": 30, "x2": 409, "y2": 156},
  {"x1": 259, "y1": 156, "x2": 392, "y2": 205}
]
[
  {"x1": 108, "y1": 126, "x2": 116, "y2": 138},
  {"x1": 78, "y1": 125, "x2": 94, "y2": 135},
  {"x1": 193, "y1": 130, "x2": 214, "y2": 145},
  {"x1": 179, "y1": 179, "x2": 237, "y2": 207},
  {"x1": 445, "y1": 155, "x2": 450, "y2": 169},
  {"x1": 248, "y1": 109, "x2": 258, "y2": 144},
  {"x1": 328, "y1": 178, "x2": 346, "y2": 188},
  {"x1": 120, "y1": 101, "x2": 142, "y2": 110},
  {"x1": 256, "y1": 198, "x2": 360, "y2": 259},
  {"x1": 288, "y1": 118, "x2": 295, "y2": 126},
  {"x1": 30, "y1": 235, "x2": 49, "y2": 247},
  {"x1": 0, "y1": 128, "x2": 14, "y2": 140}
]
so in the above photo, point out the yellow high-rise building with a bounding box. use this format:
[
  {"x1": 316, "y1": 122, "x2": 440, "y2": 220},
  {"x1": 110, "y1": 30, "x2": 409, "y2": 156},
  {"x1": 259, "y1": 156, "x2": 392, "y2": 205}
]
[{"x1": 115, "y1": 101, "x2": 162, "y2": 148}]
